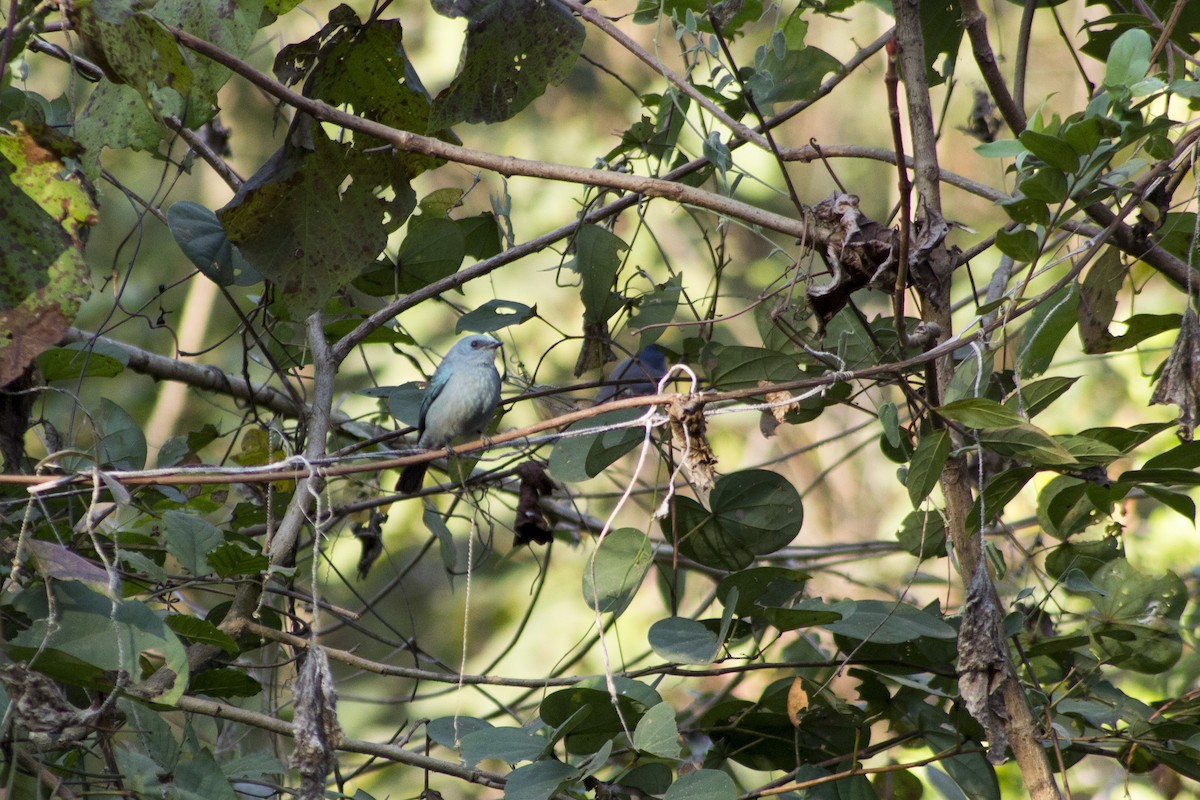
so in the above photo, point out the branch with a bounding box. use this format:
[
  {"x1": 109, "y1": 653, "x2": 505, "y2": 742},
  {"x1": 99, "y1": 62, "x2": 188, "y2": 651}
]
[
  {"x1": 559, "y1": 0, "x2": 770, "y2": 152},
  {"x1": 959, "y1": 0, "x2": 1027, "y2": 133},
  {"x1": 60, "y1": 327, "x2": 307, "y2": 418},
  {"x1": 123, "y1": 689, "x2": 511, "y2": 792},
  {"x1": 267, "y1": 313, "x2": 336, "y2": 567},
  {"x1": 168, "y1": 27, "x2": 809, "y2": 240}
]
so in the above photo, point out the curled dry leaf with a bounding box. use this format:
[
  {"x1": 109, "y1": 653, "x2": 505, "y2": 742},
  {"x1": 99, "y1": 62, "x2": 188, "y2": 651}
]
[
  {"x1": 758, "y1": 380, "x2": 798, "y2": 439},
  {"x1": 956, "y1": 565, "x2": 1010, "y2": 765},
  {"x1": 514, "y1": 460, "x2": 556, "y2": 546},
  {"x1": 786, "y1": 676, "x2": 809, "y2": 727},
  {"x1": 0, "y1": 664, "x2": 101, "y2": 748},
  {"x1": 352, "y1": 510, "x2": 388, "y2": 580},
  {"x1": 291, "y1": 646, "x2": 343, "y2": 793},
  {"x1": 1150, "y1": 306, "x2": 1200, "y2": 441},
  {"x1": 668, "y1": 395, "x2": 717, "y2": 494}
]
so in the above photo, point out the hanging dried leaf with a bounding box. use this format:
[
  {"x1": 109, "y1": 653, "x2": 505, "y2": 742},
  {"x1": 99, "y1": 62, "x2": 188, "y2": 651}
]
[
  {"x1": 353, "y1": 510, "x2": 388, "y2": 580},
  {"x1": 1150, "y1": 306, "x2": 1200, "y2": 441},
  {"x1": 291, "y1": 647, "x2": 343, "y2": 800},
  {"x1": 956, "y1": 565, "x2": 1010, "y2": 765},
  {"x1": 786, "y1": 677, "x2": 809, "y2": 726},
  {"x1": 514, "y1": 460, "x2": 556, "y2": 546},
  {"x1": 0, "y1": 664, "x2": 101, "y2": 748},
  {"x1": 758, "y1": 380, "x2": 797, "y2": 439},
  {"x1": 668, "y1": 395, "x2": 717, "y2": 493}
]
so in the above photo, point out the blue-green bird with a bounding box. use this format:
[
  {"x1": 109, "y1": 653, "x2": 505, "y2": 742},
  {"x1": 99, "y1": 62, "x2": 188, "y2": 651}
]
[{"x1": 396, "y1": 334, "x2": 502, "y2": 495}]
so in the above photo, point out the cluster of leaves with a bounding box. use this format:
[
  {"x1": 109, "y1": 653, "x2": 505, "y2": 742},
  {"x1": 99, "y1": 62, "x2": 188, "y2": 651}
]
[{"x1": 3, "y1": 0, "x2": 1200, "y2": 798}]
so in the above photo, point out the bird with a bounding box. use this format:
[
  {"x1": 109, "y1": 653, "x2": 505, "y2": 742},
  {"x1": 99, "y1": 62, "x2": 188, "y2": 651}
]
[
  {"x1": 396, "y1": 334, "x2": 502, "y2": 495},
  {"x1": 596, "y1": 345, "x2": 669, "y2": 403}
]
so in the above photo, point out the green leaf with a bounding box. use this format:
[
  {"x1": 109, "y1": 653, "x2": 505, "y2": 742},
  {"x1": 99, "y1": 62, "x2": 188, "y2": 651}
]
[
  {"x1": 745, "y1": 45, "x2": 842, "y2": 105},
  {"x1": 123, "y1": 699, "x2": 181, "y2": 769},
  {"x1": 941, "y1": 346, "x2": 994, "y2": 405},
  {"x1": 74, "y1": 81, "x2": 163, "y2": 177},
  {"x1": 456, "y1": 299, "x2": 535, "y2": 333},
  {"x1": 1144, "y1": 440, "x2": 1200, "y2": 469},
  {"x1": 760, "y1": 598, "x2": 844, "y2": 630},
  {"x1": 428, "y1": 716, "x2": 492, "y2": 749},
  {"x1": 540, "y1": 679, "x2": 659, "y2": 755},
  {"x1": 822, "y1": 599, "x2": 956, "y2": 644},
  {"x1": 939, "y1": 398, "x2": 1025, "y2": 428},
  {"x1": 115, "y1": 749, "x2": 164, "y2": 797},
  {"x1": 171, "y1": 749, "x2": 239, "y2": 800},
  {"x1": 431, "y1": 0, "x2": 584, "y2": 128},
  {"x1": 907, "y1": 430, "x2": 950, "y2": 506},
  {"x1": 633, "y1": 702, "x2": 681, "y2": 759},
  {"x1": 218, "y1": 135, "x2": 392, "y2": 319},
  {"x1": 995, "y1": 227, "x2": 1041, "y2": 262},
  {"x1": 168, "y1": 202, "x2": 260, "y2": 287},
  {"x1": 1104, "y1": 28, "x2": 1153, "y2": 89},
  {"x1": 398, "y1": 216, "x2": 467, "y2": 293},
  {"x1": 896, "y1": 510, "x2": 947, "y2": 558},
  {"x1": 999, "y1": 195, "x2": 1051, "y2": 226},
  {"x1": 649, "y1": 617, "x2": 721, "y2": 664},
  {"x1": 460, "y1": 726, "x2": 548, "y2": 767},
  {"x1": 0, "y1": 127, "x2": 95, "y2": 385},
  {"x1": 663, "y1": 768, "x2": 736, "y2": 800},
  {"x1": 163, "y1": 510, "x2": 223, "y2": 577},
  {"x1": 582, "y1": 529, "x2": 653, "y2": 617},
  {"x1": 879, "y1": 402, "x2": 901, "y2": 448},
  {"x1": 153, "y1": 0, "x2": 263, "y2": 127},
  {"x1": 1078, "y1": 247, "x2": 1126, "y2": 353},
  {"x1": 926, "y1": 736, "x2": 1000, "y2": 800},
  {"x1": 1019, "y1": 167, "x2": 1070, "y2": 203},
  {"x1": 425, "y1": 508, "x2": 460, "y2": 572},
  {"x1": 503, "y1": 760, "x2": 581, "y2": 800},
  {"x1": 672, "y1": 470, "x2": 803, "y2": 570},
  {"x1": 37, "y1": 345, "x2": 127, "y2": 381},
  {"x1": 82, "y1": 398, "x2": 146, "y2": 471},
  {"x1": 166, "y1": 615, "x2": 238, "y2": 655},
  {"x1": 9, "y1": 581, "x2": 189, "y2": 704},
  {"x1": 574, "y1": 224, "x2": 628, "y2": 327},
  {"x1": 460, "y1": 213, "x2": 504, "y2": 259},
  {"x1": 1141, "y1": 486, "x2": 1196, "y2": 521},
  {"x1": 73, "y1": 2, "x2": 193, "y2": 118},
  {"x1": 1019, "y1": 129, "x2": 1081, "y2": 172},
  {"x1": 633, "y1": 0, "x2": 763, "y2": 33},
  {"x1": 548, "y1": 407, "x2": 644, "y2": 483},
  {"x1": 189, "y1": 667, "x2": 262, "y2": 699},
  {"x1": 977, "y1": 423, "x2": 1078, "y2": 467},
  {"x1": 967, "y1": 467, "x2": 1037, "y2": 531},
  {"x1": 630, "y1": 274, "x2": 682, "y2": 344},
  {"x1": 1003, "y1": 376, "x2": 1078, "y2": 417},
  {"x1": 701, "y1": 342, "x2": 804, "y2": 389},
  {"x1": 208, "y1": 541, "x2": 269, "y2": 578},
  {"x1": 1037, "y1": 476, "x2": 1104, "y2": 539},
  {"x1": 1089, "y1": 559, "x2": 1185, "y2": 673},
  {"x1": 1018, "y1": 283, "x2": 1079, "y2": 378},
  {"x1": 1045, "y1": 535, "x2": 1122, "y2": 580},
  {"x1": 716, "y1": 567, "x2": 809, "y2": 615},
  {"x1": 974, "y1": 139, "x2": 1026, "y2": 158}
]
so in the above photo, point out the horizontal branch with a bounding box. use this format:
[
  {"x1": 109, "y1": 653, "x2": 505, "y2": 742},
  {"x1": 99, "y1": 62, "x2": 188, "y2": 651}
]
[
  {"x1": 169, "y1": 27, "x2": 810, "y2": 240},
  {"x1": 61, "y1": 327, "x2": 306, "y2": 417},
  {"x1": 125, "y1": 689, "x2": 511, "y2": 792}
]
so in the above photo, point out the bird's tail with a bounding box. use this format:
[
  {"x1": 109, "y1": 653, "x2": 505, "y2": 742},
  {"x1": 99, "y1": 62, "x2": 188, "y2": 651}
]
[{"x1": 396, "y1": 462, "x2": 427, "y2": 495}]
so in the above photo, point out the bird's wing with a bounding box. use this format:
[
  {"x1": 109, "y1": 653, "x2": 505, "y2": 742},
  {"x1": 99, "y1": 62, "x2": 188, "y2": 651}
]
[{"x1": 417, "y1": 366, "x2": 452, "y2": 435}]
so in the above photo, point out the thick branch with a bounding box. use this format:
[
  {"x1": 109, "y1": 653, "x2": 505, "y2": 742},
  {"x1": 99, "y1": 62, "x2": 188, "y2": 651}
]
[
  {"x1": 61, "y1": 327, "x2": 306, "y2": 417},
  {"x1": 267, "y1": 313, "x2": 336, "y2": 567}
]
